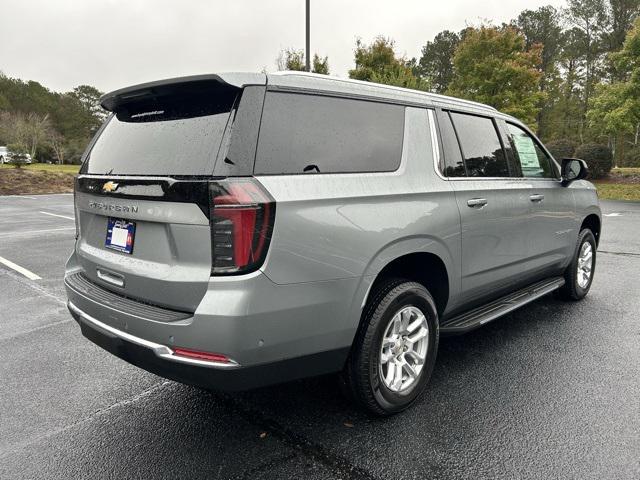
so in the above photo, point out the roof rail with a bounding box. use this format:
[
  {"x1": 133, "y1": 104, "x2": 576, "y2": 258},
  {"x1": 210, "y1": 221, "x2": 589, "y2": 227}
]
[{"x1": 270, "y1": 71, "x2": 497, "y2": 111}]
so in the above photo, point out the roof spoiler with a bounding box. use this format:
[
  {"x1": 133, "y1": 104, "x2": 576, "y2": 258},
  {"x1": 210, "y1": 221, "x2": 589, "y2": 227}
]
[{"x1": 100, "y1": 73, "x2": 266, "y2": 112}]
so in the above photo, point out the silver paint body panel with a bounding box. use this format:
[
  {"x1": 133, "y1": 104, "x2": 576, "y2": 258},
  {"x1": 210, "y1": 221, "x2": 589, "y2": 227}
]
[{"x1": 65, "y1": 71, "x2": 601, "y2": 379}]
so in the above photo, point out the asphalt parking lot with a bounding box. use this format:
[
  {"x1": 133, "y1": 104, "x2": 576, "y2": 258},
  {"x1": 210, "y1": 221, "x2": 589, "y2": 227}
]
[{"x1": 0, "y1": 194, "x2": 638, "y2": 479}]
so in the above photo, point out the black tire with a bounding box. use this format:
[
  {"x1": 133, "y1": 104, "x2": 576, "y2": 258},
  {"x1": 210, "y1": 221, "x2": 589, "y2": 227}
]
[
  {"x1": 341, "y1": 278, "x2": 439, "y2": 416},
  {"x1": 559, "y1": 229, "x2": 597, "y2": 301}
]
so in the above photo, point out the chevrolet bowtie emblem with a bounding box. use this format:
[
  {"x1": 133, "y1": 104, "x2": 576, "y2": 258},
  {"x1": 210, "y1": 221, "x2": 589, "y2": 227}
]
[{"x1": 102, "y1": 181, "x2": 119, "y2": 193}]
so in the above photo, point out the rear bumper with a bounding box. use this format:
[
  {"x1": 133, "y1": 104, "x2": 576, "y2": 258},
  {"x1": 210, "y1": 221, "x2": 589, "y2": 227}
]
[
  {"x1": 68, "y1": 301, "x2": 239, "y2": 368},
  {"x1": 68, "y1": 300, "x2": 349, "y2": 391},
  {"x1": 64, "y1": 251, "x2": 358, "y2": 390}
]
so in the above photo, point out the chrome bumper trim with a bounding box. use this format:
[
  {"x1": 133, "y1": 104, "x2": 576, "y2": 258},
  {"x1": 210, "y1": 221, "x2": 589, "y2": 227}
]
[{"x1": 68, "y1": 301, "x2": 240, "y2": 369}]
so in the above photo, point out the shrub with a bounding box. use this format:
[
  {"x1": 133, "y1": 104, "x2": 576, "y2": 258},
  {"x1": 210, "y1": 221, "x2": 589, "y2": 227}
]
[
  {"x1": 545, "y1": 139, "x2": 577, "y2": 160},
  {"x1": 575, "y1": 143, "x2": 613, "y2": 179},
  {"x1": 623, "y1": 146, "x2": 640, "y2": 167}
]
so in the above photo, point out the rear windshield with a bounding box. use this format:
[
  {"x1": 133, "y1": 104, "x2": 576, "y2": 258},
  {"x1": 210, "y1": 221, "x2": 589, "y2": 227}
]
[{"x1": 85, "y1": 89, "x2": 236, "y2": 176}]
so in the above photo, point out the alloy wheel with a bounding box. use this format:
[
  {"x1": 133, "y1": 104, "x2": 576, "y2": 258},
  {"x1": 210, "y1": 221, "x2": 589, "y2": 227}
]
[
  {"x1": 577, "y1": 241, "x2": 593, "y2": 289},
  {"x1": 379, "y1": 305, "x2": 429, "y2": 393}
]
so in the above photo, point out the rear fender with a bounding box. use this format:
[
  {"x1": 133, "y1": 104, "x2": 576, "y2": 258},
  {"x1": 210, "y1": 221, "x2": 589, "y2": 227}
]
[{"x1": 346, "y1": 236, "x2": 459, "y2": 334}]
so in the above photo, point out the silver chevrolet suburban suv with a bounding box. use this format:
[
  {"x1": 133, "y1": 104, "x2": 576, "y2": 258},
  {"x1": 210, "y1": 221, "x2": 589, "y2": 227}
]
[{"x1": 65, "y1": 72, "x2": 601, "y2": 415}]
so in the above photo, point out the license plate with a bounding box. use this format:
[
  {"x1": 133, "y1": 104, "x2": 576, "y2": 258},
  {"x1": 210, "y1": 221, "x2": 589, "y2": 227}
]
[{"x1": 105, "y1": 218, "x2": 136, "y2": 254}]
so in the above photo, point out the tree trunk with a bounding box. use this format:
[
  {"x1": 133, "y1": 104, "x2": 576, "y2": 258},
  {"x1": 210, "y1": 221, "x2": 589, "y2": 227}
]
[{"x1": 562, "y1": 62, "x2": 574, "y2": 139}]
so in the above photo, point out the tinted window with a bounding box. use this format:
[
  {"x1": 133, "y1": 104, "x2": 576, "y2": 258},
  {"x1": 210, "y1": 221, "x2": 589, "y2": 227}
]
[
  {"x1": 507, "y1": 123, "x2": 555, "y2": 178},
  {"x1": 86, "y1": 91, "x2": 236, "y2": 175},
  {"x1": 438, "y1": 111, "x2": 465, "y2": 177},
  {"x1": 450, "y1": 112, "x2": 509, "y2": 177},
  {"x1": 254, "y1": 92, "x2": 404, "y2": 174}
]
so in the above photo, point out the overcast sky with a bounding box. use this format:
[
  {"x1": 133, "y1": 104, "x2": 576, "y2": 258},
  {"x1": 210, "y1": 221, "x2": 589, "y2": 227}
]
[{"x1": 1, "y1": 0, "x2": 566, "y2": 94}]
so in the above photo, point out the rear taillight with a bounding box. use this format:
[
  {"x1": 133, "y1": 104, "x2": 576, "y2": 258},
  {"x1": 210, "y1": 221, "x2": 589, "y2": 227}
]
[
  {"x1": 209, "y1": 178, "x2": 275, "y2": 275},
  {"x1": 73, "y1": 178, "x2": 80, "y2": 240}
]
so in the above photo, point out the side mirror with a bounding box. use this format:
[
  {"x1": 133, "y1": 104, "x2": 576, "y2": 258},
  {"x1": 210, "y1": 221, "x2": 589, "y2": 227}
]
[{"x1": 561, "y1": 158, "x2": 588, "y2": 186}]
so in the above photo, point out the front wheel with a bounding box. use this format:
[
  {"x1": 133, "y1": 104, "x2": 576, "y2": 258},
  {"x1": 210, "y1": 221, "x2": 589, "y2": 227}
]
[
  {"x1": 559, "y1": 229, "x2": 597, "y2": 301},
  {"x1": 341, "y1": 279, "x2": 439, "y2": 416}
]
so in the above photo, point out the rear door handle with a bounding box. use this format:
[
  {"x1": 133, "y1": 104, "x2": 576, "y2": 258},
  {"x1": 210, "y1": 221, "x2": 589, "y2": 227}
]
[
  {"x1": 467, "y1": 198, "x2": 488, "y2": 208},
  {"x1": 530, "y1": 194, "x2": 545, "y2": 202}
]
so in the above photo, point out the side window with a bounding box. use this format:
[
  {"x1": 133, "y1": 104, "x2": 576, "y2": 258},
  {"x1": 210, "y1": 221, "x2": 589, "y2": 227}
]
[
  {"x1": 254, "y1": 92, "x2": 404, "y2": 174},
  {"x1": 450, "y1": 112, "x2": 510, "y2": 177},
  {"x1": 506, "y1": 123, "x2": 556, "y2": 178},
  {"x1": 438, "y1": 111, "x2": 465, "y2": 177}
]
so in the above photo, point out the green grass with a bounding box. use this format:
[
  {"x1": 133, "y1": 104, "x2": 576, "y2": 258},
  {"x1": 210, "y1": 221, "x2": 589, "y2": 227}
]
[
  {"x1": 594, "y1": 182, "x2": 640, "y2": 201},
  {"x1": 0, "y1": 163, "x2": 79, "y2": 174},
  {"x1": 611, "y1": 167, "x2": 640, "y2": 176}
]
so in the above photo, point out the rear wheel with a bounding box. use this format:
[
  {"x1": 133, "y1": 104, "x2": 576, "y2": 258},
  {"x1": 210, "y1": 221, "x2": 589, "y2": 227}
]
[
  {"x1": 341, "y1": 279, "x2": 439, "y2": 416},
  {"x1": 559, "y1": 229, "x2": 596, "y2": 300}
]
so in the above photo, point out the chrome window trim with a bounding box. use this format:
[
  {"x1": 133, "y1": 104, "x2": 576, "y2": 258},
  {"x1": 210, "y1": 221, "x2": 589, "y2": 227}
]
[
  {"x1": 446, "y1": 177, "x2": 564, "y2": 183},
  {"x1": 432, "y1": 108, "x2": 566, "y2": 183},
  {"x1": 428, "y1": 109, "x2": 448, "y2": 181}
]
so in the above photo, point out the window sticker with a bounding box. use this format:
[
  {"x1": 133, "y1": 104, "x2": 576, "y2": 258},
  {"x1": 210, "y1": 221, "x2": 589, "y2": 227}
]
[{"x1": 512, "y1": 133, "x2": 540, "y2": 169}]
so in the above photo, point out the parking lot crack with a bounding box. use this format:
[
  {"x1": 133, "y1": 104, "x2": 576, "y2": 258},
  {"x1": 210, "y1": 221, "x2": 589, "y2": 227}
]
[
  {"x1": 599, "y1": 250, "x2": 640, "y2": 258},
  {"x1": 0, "y1": 318, "x2": 72, "y2": 342},
  {"x1": 216, "y1": 394, "x2": 379, "y2": 480},
  {"x1": 232, "y1": 452, "x2": 299, "y2": 480}
]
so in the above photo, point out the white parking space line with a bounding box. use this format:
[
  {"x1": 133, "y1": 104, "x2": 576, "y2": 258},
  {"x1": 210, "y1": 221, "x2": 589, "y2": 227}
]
[
  {"x1": 40, "y1": 211, "x2": 75, "y2": 221},
  {"x1": 0, "y1": 193, "x2": 72, "y2": 199},
  {"x1": 0, "y1": 256, "x2": 42, "y2": 280},
  {"x1": 0, "y1": 227, "x2": 75, "y2": 238}
]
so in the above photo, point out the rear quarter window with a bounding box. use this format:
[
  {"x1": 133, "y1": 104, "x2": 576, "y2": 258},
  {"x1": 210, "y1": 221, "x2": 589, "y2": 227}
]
[{"x1": 254, "y1": 92, "x2": 404, "y2": 175}]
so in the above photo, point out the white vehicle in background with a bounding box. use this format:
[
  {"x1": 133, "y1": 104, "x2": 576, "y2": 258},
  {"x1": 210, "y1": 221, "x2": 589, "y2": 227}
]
[{"x1": 0, "y1": 146, "x2": 32, "y2": 164}]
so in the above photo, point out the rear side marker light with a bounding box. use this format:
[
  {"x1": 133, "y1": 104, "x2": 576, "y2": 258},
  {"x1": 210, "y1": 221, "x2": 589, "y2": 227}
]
[
  {"x1": 209, "y1": 178, "x2": 275, "y2": 275},
  {"x1": 173, "y1": 347, "x2": 230, "y2": 364}
]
